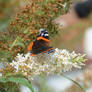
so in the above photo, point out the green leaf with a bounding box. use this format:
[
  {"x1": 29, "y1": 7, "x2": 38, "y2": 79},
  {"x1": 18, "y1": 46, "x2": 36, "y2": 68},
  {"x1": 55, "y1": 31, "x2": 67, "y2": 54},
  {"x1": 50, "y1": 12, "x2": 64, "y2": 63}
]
[
  {"x1": 61, "y1": 74, "x2": 86, "y2": 92},
  {"x1": 13, "y1": 43, "x2": 25, "y2": 47},
  {"x1": 10, "y1": 36, "x2": 24, "y2": 49},
  {"x1": 0, "y1": 77, "x2": 34, "y2": 92},
  {"x1": 0, "y1": 50, "x2": 12, "y2": 62}
]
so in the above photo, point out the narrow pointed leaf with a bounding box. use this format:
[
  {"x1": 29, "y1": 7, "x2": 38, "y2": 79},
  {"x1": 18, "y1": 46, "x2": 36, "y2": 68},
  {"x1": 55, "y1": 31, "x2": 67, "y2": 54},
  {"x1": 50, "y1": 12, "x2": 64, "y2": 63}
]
[
  {"x1": 0, "y1": 77, "x2": 34, "y2": 92},
  {"x1": 61, "y1": 74, "x2": 86, "y2": 92}
]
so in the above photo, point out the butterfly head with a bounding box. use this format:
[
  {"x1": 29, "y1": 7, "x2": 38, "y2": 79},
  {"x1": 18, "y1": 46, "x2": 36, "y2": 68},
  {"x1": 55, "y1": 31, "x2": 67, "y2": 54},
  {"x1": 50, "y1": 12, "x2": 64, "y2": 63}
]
[{"x1": 37, "y1": 29, "x2": 49, "y2": 39}]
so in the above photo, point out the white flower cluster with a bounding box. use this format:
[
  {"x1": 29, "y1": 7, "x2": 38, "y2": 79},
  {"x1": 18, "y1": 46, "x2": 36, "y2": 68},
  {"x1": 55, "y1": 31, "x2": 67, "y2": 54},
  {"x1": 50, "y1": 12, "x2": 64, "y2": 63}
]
[
  {"x1": 51, "y1": 49, "x2": 85, "y2": 72},
  {"x1": 10, "y1": 48, "x2": 86, "y2": 78}
]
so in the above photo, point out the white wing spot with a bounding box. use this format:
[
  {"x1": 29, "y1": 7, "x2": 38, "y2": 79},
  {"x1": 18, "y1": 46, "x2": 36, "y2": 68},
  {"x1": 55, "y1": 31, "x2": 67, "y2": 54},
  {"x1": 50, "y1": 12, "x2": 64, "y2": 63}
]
[{"x1": 45, "y1": 34, "x2": 48, "y2": 36}]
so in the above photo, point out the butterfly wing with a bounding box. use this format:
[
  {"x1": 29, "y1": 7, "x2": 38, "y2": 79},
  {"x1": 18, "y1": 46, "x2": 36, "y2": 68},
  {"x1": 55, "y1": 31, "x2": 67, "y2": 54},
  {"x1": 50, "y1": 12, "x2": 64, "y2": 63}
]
[
  {"x1": 31, "y1": 39, "x2": 52, "y2": 54},
  {"x1": 28, "y1": 29, "x2": 53, "y2": 55},
  {"x1": 28, "y1": 42, "x2": 33, "y2": 51}
]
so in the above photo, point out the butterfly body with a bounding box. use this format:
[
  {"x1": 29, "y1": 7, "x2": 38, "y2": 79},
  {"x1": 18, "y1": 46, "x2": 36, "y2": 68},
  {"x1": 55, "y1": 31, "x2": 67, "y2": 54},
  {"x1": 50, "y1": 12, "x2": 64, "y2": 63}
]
[{"x1": 28, "y1": 29, "x2": 54, "y2": 56}]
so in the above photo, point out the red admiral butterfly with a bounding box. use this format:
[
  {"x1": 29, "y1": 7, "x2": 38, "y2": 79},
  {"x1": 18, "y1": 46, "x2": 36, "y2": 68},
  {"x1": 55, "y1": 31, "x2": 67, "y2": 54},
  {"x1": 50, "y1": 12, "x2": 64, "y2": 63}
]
[{"x1": 28, "y1": 29, "x2": 54, "y2": 56}]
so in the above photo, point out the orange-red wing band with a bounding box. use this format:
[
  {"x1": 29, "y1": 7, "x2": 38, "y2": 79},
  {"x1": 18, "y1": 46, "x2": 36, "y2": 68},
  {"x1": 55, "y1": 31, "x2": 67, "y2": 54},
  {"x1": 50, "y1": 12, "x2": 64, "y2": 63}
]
[
  {"x1": 30, "y1": 53, "x2": 36, "y2": 56},
  {"x1": 37, "y1": 37, "x2": 49, "y2": 42},
  {"x1": 28, "y1": 42, "x2": 33, "y2": 51},
  {"x1": 41, "y1": 48, "x2": 51, "y2": 53}
]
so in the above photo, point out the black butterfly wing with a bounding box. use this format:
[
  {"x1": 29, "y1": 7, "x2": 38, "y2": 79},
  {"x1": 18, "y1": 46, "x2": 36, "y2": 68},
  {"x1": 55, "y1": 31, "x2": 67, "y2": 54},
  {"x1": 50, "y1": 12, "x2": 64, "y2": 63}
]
[{"x1": 31, "y1": 39, "x2": 52, "y2": 54}]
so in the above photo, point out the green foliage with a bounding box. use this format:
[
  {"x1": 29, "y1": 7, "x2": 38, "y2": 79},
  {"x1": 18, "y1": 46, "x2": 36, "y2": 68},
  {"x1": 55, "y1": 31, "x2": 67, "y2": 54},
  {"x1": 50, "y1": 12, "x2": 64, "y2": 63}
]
[
  {"x1": 0, "y1": 82, "x2": 19, "y2": 92},
  {"x1": 10, "y1": 36, "x2": 25, "y2": 49},
  {"x1": 0, "y1": 77, "x2": 34, "y2": 92},
  {"x1": 0, "y1": 0, "x2": 71, "y2": 62},
  {"x1": 0, "y1": 51, "x2": 12, "y2": 62}
]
